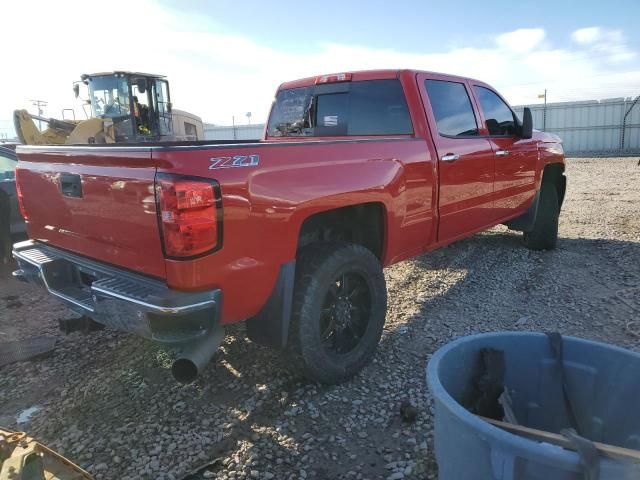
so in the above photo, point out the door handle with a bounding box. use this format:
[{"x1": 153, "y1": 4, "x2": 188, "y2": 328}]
[
  {"x1": 441, "y1": 153, "x2": 460, "y2": 162},
  {"x1": 495, "y1": 150, "x2": 510, "y2": 156}
]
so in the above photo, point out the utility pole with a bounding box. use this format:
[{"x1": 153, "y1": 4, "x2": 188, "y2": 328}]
[
  {"x1": 540, "y1": 89, "x2": 547, "y2": 132},
  {"x1": 30, "y1": 99, "x2": 48, "y2": 130},
  {"x1": 232, "y1": 115, "x2": 237, "y2": 140}
]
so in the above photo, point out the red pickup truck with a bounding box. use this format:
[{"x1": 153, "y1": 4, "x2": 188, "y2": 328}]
[{"x1": 13, "y1": 69, "x2": 566, "y2": 384}]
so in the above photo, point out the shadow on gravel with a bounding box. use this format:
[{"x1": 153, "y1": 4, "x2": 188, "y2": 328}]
[
  {"x1": 183, "y1": 231, "x2": 640, "y2": 478},
  {"x1": 2, "y1": 231, "x2": 639, "y2": 479},
  {"x1": 380, "y1": 231, "x2": 640, "y2": 358}
]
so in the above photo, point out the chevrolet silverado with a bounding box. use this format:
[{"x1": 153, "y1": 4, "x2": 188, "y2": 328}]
[{"x1": 12, "y1": 69, "x2": 566, "y2": 384}]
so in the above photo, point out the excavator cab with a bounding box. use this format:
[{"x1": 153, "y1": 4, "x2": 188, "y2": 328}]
[
  {"x1": 80, "y1": 71, "x2": 173, "y2": 142},
  {"x1": 14, "y1": 71, "x2": 188, "y2": 145}
]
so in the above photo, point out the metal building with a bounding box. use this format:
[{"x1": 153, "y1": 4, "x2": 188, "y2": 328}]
[
  {"x1": 513, "y1": 97, "x2": 640, "y2": 155},
  {"x1": 203, "y1": 123, "x2": 264, "y2": 141}
]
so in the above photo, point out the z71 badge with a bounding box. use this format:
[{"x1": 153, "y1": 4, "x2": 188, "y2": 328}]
[{"x1": 209, "y1": 154, "x2": 260, "y2": 170}]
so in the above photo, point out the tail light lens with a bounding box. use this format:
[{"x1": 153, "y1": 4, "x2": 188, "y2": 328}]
[
  {"x1": 156, "y1": 174, "x2": 221, "y2": 259},
  {"x1": 14, "y1": 168, "x2": 29, "y2": 220}
]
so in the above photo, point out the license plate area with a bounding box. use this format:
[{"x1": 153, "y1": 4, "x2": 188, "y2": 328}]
[{"x1": 40, "y1": 259, "x2": 97, "y2": 312}]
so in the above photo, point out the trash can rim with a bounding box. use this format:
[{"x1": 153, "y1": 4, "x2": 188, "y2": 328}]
[{"x1": 425, "y1": 331, "x2": 639, "y2": 466}]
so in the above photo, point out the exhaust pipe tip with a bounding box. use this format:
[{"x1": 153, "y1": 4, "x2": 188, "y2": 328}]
[
  {"x1": 172, "y1": 358, "x2": 199, "y2": 384},
  {"x1": 170, "y1": 326, "x2": 224, "y2": 384}
]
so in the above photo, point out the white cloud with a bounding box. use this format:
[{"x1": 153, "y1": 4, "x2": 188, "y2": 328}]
[
  {"x1": 1, "y1": 2, "x2": 639, "y2": 139},
  {"x1": 496, "y1": 28, "x2": 546, "y2": 53},
  {"x1": 571, "y1": 26, "x2": 635, "y2": 63},
  {"x1": 572, "y1": 27, "x2": 603, "y2": 44}
]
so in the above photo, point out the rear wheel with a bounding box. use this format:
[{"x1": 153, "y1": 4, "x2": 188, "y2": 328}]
[
  {"x1": 288, "y1": 242, "x2": 387, "y2": 384},
  {"x1": 523, "y1": 182, "x2": 560, "y2": 251}
]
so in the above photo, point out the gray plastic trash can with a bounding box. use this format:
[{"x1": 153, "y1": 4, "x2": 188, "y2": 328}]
[{"x1": 426, "y1": 332, "x2": 640, "y2": 480}]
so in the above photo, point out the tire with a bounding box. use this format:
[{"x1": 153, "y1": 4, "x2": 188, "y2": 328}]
[
  {"x1": 523, "y1": 182, "x2": 560, "y2": 251},
  {"x1": 288, "y1": 242, "x2": 387, "y2": 384}
]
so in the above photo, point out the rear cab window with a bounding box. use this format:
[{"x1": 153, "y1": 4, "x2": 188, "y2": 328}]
[
  {"x1": 267, "y1": 79, "x2": 413, "y2": 137},
  {"x1": 473, "y1": 86, "x2": 517, "y2": 136},
  {"x1": 424, "y1": 79, "x2": 479, "y2": 137}
]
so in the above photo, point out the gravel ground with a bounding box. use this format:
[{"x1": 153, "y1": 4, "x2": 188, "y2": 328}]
[{"x1": 1, "y1": 157, "x2": 639, "y2": 480}]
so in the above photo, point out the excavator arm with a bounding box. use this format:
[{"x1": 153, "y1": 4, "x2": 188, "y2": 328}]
[{"x1": 13, "y1": 110, "x2": 115, "y2": 145}]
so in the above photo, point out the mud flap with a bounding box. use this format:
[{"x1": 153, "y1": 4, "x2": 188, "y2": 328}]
[
  {"x1": 246, "y1": 261, "x2": 295, "y2": 348},
  {"x1": 504, "y1": 190, "x2": 540, "y2": 233}
]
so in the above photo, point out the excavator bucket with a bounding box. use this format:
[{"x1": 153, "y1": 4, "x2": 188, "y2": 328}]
[
  {"x1": 13, "y1": 110, "x2": 115, "y2": 146},
  {"x1": 13, "y1": 110, "x2": 68, "y2": 145}
]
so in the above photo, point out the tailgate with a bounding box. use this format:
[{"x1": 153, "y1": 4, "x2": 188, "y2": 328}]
[{"x1": 16, "y1": 146, "x2": 166, "y2": 279}]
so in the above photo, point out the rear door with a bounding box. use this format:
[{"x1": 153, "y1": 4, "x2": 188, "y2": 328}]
[
  {"x1": 16, "y1": 146, "x2": 166, "y2": 278},
  {"x1": 417, "y1": 74, "x2": 495, "y2": 242},
  {"x1": 471, "y1": 85, "x2": 537, "y2": 219}
]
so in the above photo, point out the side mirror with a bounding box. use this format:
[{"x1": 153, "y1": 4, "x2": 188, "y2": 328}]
[
  {"x1": 520, "y1": 107, "x2": 533, "y2": 139},
  {"x1": 137, "y1": 79, "x2": 146, "y2": 94},
  {"x1": 167, "y1": 102, "x2": 172, "y2": 113},
  {"x1": 73, "y1": 83, "x2": 80, "y2": 99}
]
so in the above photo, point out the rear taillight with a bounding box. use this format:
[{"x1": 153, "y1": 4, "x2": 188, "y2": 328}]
[
  {"x1": 156, "y1": 174, "x2": 221, "y2": 259},
  {"x1": 14, "y1": 168, "x2": 28, "y2": 220}
]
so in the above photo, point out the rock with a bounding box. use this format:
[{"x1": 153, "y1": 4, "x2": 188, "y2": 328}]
[
  {"x1": 387, "y1": 472, "x2": 405, "y2": 480},
  {"x1": 399, "y1": 400, "x2": 417, "y2": 423}
]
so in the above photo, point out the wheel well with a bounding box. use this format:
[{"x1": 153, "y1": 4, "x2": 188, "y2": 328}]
[
  {"x1": 542, "y1": 163, "x2": 566, "y2": 208},
  {"x1": 297, "y1": 203, "x2": 385, "y2": 260}
]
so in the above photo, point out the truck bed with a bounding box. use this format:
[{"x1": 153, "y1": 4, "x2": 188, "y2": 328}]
[{"x1": 16, "y1": 136, "x2": 435, "y2": 324}]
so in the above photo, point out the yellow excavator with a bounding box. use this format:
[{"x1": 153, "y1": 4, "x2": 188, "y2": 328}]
[
  {"x1": 0, "y1": 427, "x2": 93, "y2": 479},
  {"x1": 14, "y1": 71, "x2": 177, "y2": 145}
]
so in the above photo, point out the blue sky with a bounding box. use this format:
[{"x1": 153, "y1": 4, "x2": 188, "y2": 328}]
[
  {"x1": 163, "y1": 0, "x2": 640, "y2": 55},
  {"x1": 2, "y1": 0, "x2": 639, "y2": 137}
]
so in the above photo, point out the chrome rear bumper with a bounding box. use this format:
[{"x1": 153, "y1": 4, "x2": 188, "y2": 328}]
[{"x1": 12, "y1": 240, "x2": 221, "y2": 343}]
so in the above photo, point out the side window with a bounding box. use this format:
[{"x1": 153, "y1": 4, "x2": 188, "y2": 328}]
[
  {"x1": 474, "y1": 86, "x2": 516, "y2": 136},
  {"x1": 0, "y1": 153, "x2": 16, "y2": 180},
  {"x1": 425, "y1": 80, "x2": 478, "y2": 137}
]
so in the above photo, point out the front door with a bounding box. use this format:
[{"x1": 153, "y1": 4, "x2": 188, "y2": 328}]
[
  {"x1": 418, "y1": 74, "x2": 495, "y2": 243},
  {"x1": 471, "y1": 85, "x2": 537, "y2": 220}
]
